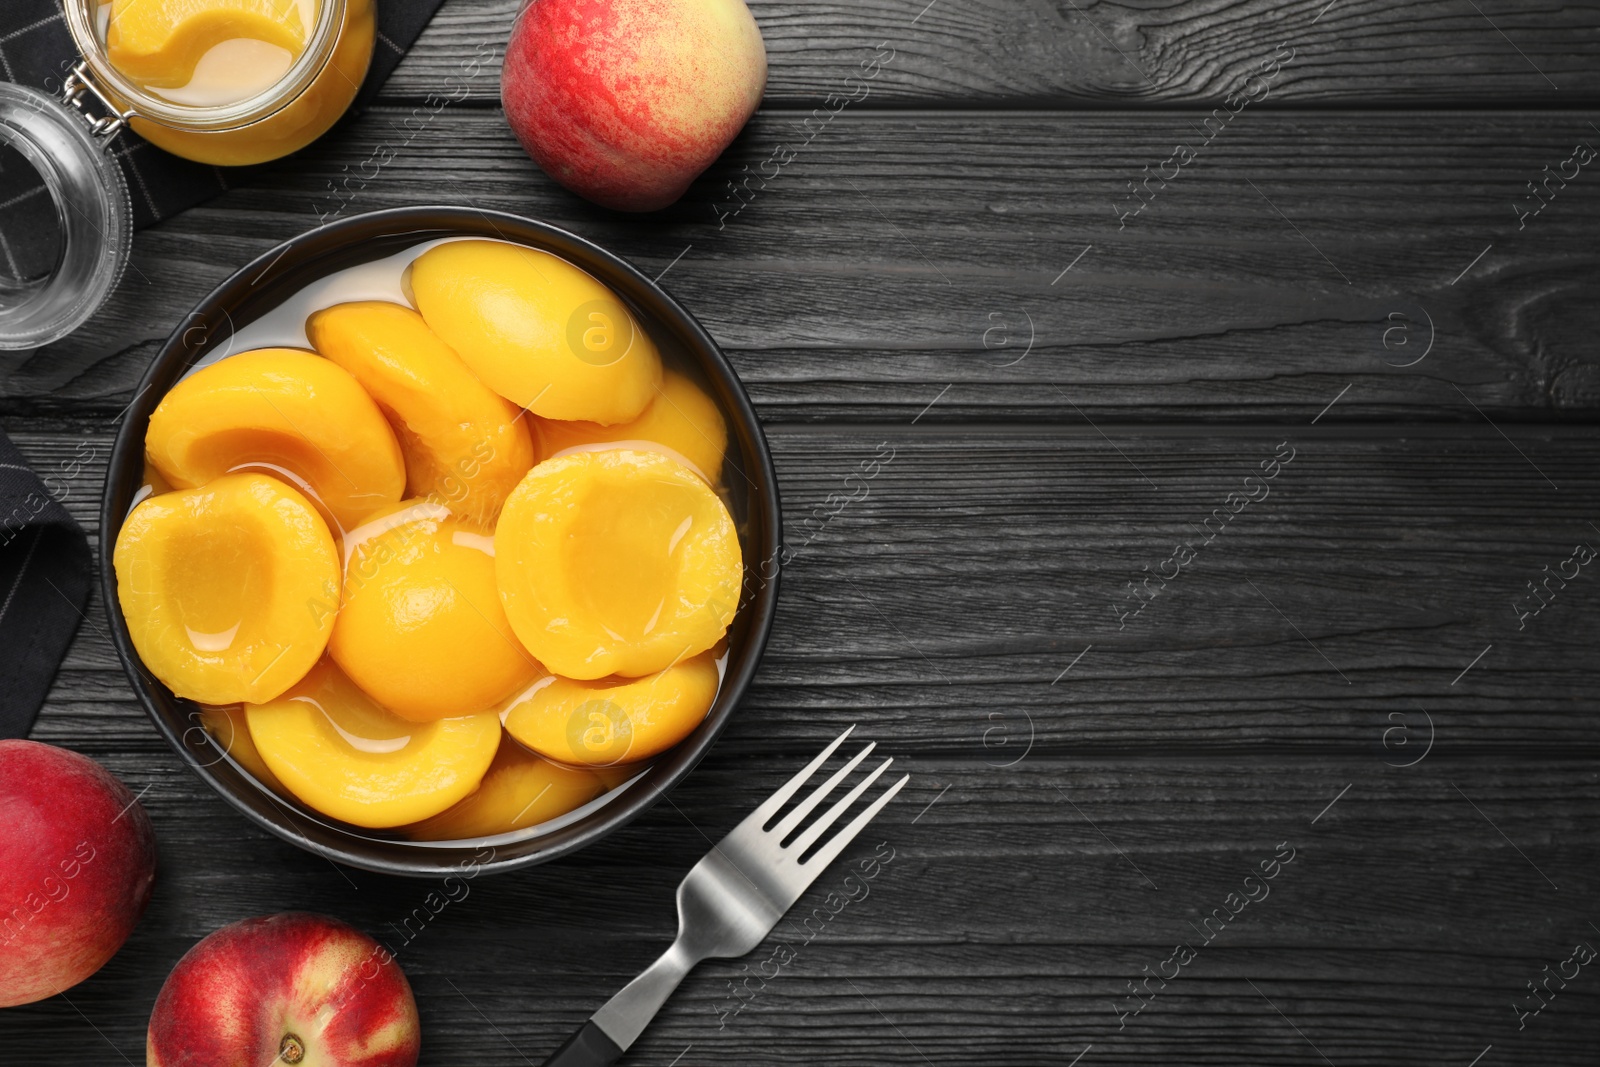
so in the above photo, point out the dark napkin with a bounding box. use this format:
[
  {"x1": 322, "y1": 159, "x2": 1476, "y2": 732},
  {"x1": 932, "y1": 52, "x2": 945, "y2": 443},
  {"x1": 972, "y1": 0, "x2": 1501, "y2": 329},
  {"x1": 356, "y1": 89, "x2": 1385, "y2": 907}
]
[
  {"x1": 0, "y1": 0, "x2": 447, "y2": 279},
  {"x1": 0, "y1": 431, "x2": 92, "y2": 739}
]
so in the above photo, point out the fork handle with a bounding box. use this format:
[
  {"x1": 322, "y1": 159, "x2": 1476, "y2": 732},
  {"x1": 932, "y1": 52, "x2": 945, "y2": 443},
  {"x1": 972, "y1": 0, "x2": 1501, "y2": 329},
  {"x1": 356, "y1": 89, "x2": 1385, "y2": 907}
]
[
  {"x1": 542, "y1": 1021, "x2": 624, "y2": 1066},
  {"x1": 542, "y1": 941, "x2": 696, "y2": 1065}
]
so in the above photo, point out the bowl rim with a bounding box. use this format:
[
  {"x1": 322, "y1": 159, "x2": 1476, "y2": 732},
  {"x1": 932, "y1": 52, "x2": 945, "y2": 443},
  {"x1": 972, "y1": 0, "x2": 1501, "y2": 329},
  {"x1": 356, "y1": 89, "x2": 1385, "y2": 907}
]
[{"x1": 98, "y1": 206, "x2": 782, "y2": 878}]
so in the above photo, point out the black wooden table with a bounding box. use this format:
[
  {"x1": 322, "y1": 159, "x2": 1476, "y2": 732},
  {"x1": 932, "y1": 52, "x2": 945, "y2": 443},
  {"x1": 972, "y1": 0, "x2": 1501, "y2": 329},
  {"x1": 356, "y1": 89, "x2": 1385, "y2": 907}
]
[{"x1": 6, "y1": 1, "x2": 1600, "y2": 1063}]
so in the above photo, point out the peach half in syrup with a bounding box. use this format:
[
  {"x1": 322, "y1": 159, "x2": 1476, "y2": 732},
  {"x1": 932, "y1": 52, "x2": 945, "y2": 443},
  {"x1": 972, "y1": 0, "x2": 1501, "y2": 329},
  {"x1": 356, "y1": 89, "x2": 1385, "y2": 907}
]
[
  {"x1": 503, "y1": 652, "x2": 720, "y2": 766},
  {"x1": 113, "y1": 472, "x2": 339, "y2": 704},
  {"x1": 307, "y1": 301, "x2": 536, "y2": 524},
  {"x1": 494, "y1": 449, "x2": 742, "y2": 680},
  {"x1": 144, "y1": 348, "x2": 405, "y2": 531},
  {"x1": 535, "y1": 370, "x2": 728, "y2": 483},
  {"x1": 409, "y1": 240, "x2": 662, "y2": 425},
  {"x1": 406, "y1": 741, "x2": 609, "y2": 840},
  {"x1": 330, "y1": 500, "x2": 539, "y2": 722},
  {"x1": 246, "y1": 659, "x2": 502, "y2": 828}
]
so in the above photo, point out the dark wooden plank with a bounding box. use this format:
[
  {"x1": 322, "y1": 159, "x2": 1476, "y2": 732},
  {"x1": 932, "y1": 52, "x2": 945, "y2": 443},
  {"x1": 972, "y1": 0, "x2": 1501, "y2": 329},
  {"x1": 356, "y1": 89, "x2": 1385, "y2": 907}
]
[
  {"x1": 15, "y1": 425, "x2": 1600, "y2": 753},
  {"x1": 2, "y1": 749, "x2": 1594, "y2": 1064},
  {"x1": 380, "y1": 0, "x2": 1600, "y2": 108},
  {"x1": 2, "y1": 3, "x2": 1595, "y2": 1066},
  {"x1": 6, "y1": 111, "x2": 1599, "y2": 422}
]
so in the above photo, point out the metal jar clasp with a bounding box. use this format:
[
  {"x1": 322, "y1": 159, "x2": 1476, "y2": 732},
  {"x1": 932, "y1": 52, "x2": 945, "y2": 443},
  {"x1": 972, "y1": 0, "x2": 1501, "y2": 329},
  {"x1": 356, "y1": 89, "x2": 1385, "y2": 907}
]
[{"x1": 61, "y1": 60, "x2": 133, "y2": 139}]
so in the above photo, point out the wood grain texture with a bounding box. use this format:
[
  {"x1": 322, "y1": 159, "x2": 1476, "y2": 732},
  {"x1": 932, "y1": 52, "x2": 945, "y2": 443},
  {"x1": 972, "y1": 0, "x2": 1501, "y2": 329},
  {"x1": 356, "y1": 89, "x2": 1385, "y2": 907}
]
[
  {"x1": 4, "y1": 6, "x2": 1599, "y2": 1063},
  {"x1": 6, "y1": 111, "x2": 1600, "y2": 422},
  {"x1": 2, "y1": 750, "x2": 1594, "y2": 1065},
  {"x1": 13, "y1": 426, "x2": 1600, "y2": 753},
  {"x1": 379, "y1": 0, "x2": 1600, "y2": 108}
]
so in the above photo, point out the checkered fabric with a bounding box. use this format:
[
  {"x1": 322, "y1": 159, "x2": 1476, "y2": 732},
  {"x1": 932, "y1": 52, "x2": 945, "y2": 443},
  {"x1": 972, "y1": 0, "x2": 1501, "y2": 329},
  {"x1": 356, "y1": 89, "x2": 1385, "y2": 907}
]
[
  {"x1": 0, "y1": 431, "x2": 92, "y2": 741},
  {"x1": 0, "y1": 0, "x2": 445, "y2": 279}
]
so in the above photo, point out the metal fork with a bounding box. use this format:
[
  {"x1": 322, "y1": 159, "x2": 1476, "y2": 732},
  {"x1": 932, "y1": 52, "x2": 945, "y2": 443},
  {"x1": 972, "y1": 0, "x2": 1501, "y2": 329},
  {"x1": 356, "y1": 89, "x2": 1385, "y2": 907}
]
[{"x1": 541, "y1": 727, "x2": 909, "y2": 1065}]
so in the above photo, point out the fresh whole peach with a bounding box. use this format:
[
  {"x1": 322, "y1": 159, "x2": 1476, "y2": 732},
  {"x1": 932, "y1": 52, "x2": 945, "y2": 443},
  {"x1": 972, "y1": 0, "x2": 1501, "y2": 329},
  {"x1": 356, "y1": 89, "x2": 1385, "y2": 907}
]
[
  {"x1": 147, "y1": 912, "x2": 420, "y2": 1067},
  {"x1": 0, "y1": 739, "x2": 157, "y2": 1007},
  {"x1": 501, "y1": 0, "x2": 768, "y2": 211}
]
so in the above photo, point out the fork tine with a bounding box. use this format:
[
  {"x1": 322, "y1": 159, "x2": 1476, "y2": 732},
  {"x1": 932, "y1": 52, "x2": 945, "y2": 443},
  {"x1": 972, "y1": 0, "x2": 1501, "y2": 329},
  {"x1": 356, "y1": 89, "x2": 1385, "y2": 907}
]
[
  {"x1": 745, "y1": 726, "x2": 856, "y2": 826},
  {"x1": 796, "y1": 771, "x2": 909, "y2": 870},
  {"x1": 788, "y1": 757, "x2": 897, "y2": 858},
  {"x1": 770, "y1": 741, "x2": 876, "y2": 840}
]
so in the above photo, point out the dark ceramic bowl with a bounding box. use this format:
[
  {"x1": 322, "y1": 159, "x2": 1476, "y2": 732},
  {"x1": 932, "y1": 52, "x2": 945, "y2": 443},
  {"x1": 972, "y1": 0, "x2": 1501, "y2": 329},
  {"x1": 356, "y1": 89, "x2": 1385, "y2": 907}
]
[{"x1": 100, "y1": 207, "x2": 780, "y2": 878}]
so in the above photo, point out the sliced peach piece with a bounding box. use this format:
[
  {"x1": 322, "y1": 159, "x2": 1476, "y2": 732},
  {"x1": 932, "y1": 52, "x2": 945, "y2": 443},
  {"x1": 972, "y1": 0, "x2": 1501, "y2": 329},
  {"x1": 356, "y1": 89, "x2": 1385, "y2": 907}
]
[
  {"x1": 145, "y1": 348, "x2": 405, "y2": 532},
  {"x1": 246, "y1": 659, "x2": 501, "y2": 828},
  {"x1": 198, "y1": 704, "x2": 290, "y2": 796},
  {"x1": 141, "y1": 461, "x2": 173, "y2": 497},
  {"x1": 331, "y1": 500, "x2": 539, "y2": 721},
  {"x1": 113, "y1": 472, "x2": 339, "y2": 704},
  {"x1": 406, "y1": 740, "x2": 608, "y2": 840},
  {"x1": 495, "y1": 449, "x2": 742, "y2": 679},
  {"x1": 504, "y1": 653, "x2": 719, "y2": 766},
  {"x1": 107, "y1": 0, "x2": 309, "y2": 87},
  {"x1": 306, "y1": 301, "x2": 537, "y2": 524},
  {"x1": 536, "y1": 370, "x2": 728, "y2": 483},
  {"x1": 409, "y1": 240, "x2": 662, "y2": 425}
]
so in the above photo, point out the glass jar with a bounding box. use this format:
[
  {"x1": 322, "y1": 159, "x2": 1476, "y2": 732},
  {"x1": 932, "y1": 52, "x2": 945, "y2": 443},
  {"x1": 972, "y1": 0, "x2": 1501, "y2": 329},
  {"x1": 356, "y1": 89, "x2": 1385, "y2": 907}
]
[
  {"x1": 0, "y1": 0, "x2": 374, "y2": 349},
  {"x1": 62, "y1": 0, "x2": 375, "y2": 167}
]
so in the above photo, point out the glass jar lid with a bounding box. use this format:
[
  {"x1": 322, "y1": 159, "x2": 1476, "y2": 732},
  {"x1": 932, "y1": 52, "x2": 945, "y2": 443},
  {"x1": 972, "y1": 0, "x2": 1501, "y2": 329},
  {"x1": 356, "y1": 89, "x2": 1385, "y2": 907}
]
[{"x1": 0, "y1": 80, "x2": 131, "y2": 350}]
